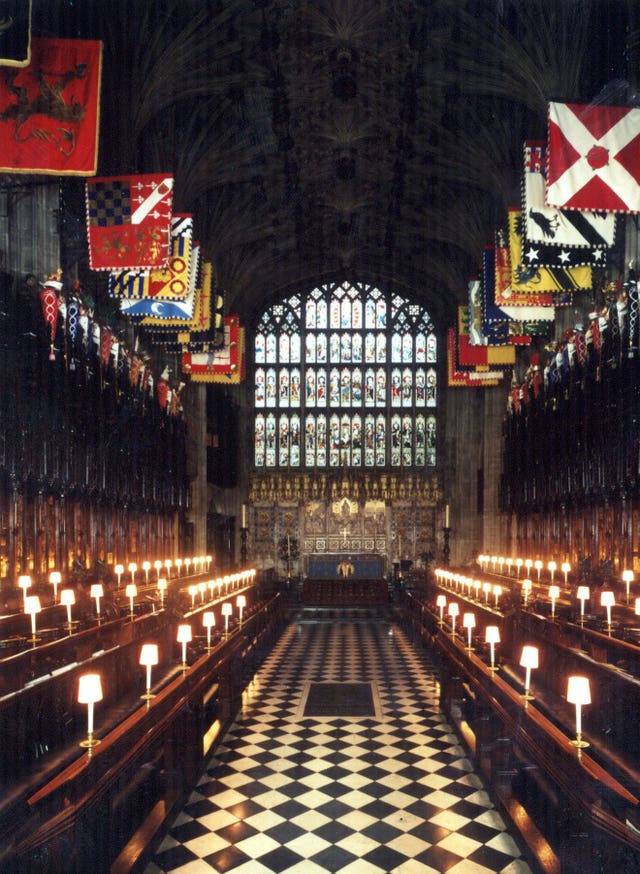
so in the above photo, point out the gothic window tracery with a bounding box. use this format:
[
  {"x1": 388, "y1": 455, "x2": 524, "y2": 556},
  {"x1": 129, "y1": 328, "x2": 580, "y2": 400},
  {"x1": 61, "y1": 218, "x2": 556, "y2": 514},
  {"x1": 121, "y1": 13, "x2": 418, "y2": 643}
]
[{"x1": 253, "y1": 281, "x2": 437, "y2": 469}]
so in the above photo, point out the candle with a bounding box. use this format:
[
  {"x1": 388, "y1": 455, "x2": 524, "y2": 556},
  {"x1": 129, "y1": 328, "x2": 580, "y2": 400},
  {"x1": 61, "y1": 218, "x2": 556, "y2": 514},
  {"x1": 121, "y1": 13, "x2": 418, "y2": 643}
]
[{"x1": 445, "y1": 504, "x2": 450, "y2": 527}]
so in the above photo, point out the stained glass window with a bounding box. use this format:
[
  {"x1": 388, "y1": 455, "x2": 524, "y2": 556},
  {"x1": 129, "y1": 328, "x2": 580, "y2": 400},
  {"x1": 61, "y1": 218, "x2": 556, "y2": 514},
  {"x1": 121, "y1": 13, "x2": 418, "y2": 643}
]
[{"x1": 253, "y1": 281, "x2": 437, "y2": 469}]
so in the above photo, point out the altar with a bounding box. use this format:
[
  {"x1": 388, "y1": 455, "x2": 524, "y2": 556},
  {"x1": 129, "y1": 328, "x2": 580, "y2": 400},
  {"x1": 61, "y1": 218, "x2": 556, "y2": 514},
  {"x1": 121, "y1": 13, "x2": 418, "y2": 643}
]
[{"x1": 306, "y1": 553, "x2": 385, "y2": 580}]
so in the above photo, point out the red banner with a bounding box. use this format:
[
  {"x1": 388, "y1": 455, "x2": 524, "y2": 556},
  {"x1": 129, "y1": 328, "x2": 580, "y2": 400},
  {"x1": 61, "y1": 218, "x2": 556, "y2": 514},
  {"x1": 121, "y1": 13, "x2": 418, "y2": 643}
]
[{"x1": 0, "y1": 37, "x2": 102, "y2": 175}]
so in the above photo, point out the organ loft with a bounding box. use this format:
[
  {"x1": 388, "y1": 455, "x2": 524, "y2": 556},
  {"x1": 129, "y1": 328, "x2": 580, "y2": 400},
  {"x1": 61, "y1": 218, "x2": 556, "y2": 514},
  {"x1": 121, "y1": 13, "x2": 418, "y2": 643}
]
[{"x1": 0, "y1": 2, "x2": 639, "y2": 873}]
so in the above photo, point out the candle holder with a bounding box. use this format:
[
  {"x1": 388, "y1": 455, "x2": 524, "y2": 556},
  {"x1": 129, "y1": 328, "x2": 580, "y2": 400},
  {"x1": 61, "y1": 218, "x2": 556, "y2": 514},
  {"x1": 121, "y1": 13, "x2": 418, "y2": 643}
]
[
  {"x1": 519, "y1": 645, "x2": 538, "y2": 701},
  {"x1": 442, "y1": 526, "x2": 451, "y2": 567},
  {"x1": 203, "y1": 611, "x2": 215, "y2": 650},
  {"x1": 436, "y1": 594, "x2": 446, "y2": 625},
  {"x1": 463, "y1": 612, "x2": 475, "y2": 650},
  {"x1": 236, "y1": 594, "x2": 246, "y2": 625},
  {"x1": 126, "y1": 583, "x2": 137, "y2": 620},
  {"x1": 90, "y1": 584, "x2": 104, "y2": 621},
  {"x1": 157, "y1": 577, "x2": 167, "y2": 607},
  {"x1": 600, "y1": 591, "x2": 615, "y2": 635},
  {"x1": 222, "y1": 601, "x2": 233, "y2": 636},
  {"x1": 447, "y1": 602, "x2": 459, "y2": 638},
  {"x1": 623, "y1": 569, "x2": 634, "y2": 605},
  {"x1": 61, "y1": 589, "x2": 75, "y2": 634},
  {"x1": 567, "y1": 675, "x2": 590, "y2": 749},
  {"x1": 24, "y1": 595, "x2": 41, "y2": 644},
  {"x1": 78, "y1": 673, "x2": 103, "y2": 749},
  {"x1": 485, "y1": 626, "x2": 500, "y2": 671},
  {"x1": 49, "y1": 571, "x2": 62, "y2": 602},
  {"x1": 549, "y1": 585, "x2": 560, "y2": 620},
  {"x1": 177, "y1": 624, "x2": 192, "y2": 669},
  {"x1": 577, "y1": 585, "x2": 589, "y2": 625},
  {"x1": 139, "y1": 644, "x2": 158, "y2": 700}
]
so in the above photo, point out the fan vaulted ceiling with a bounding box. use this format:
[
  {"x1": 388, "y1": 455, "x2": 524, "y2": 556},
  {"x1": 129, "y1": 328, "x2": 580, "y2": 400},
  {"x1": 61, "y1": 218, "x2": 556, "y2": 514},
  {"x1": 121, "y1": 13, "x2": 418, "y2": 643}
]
[{"x1": 35, "y1": 0, "x2": 633, "y2": 330}]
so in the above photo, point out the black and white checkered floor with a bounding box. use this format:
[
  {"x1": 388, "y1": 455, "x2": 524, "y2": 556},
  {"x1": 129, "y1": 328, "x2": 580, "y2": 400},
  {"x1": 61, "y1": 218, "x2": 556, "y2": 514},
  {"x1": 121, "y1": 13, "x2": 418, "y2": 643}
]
[{"x1": 146, "y1": 611, "x2": 533, "y2": 873}]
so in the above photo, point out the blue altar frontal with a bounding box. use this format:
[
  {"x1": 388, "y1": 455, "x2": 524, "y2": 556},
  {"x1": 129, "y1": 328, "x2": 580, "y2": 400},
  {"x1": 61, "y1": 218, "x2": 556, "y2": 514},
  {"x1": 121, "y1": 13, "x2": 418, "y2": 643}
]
[{"x1": 307, "y1": 553, "x2": 385, "y2": 579}]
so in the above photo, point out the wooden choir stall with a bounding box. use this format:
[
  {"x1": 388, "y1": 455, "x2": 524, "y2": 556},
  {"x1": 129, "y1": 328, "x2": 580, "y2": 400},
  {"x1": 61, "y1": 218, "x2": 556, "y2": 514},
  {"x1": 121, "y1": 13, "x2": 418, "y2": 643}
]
[{"x1": 0, "y1": 566, "x2": 284, "y2": 874}]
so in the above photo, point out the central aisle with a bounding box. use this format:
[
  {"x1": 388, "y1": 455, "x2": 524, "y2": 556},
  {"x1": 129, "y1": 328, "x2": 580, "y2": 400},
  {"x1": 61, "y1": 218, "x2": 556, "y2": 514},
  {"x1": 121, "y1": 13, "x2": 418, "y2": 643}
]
[{"x1": 147, "y1": 612, "x2": 532, "y2": 873}]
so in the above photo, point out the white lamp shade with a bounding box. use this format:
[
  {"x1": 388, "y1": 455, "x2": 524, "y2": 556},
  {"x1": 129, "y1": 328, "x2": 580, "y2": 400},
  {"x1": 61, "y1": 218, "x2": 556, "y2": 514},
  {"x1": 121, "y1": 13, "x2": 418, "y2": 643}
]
[
  {"x1": 520, "y1": 645, "x2": 539, "y2": 669},
  {"x1": 635, "y1": 598, "x2": 640, "y2": 616},
  {"x1": 114, "y1": 564, "x2": 124, "y2": 575},
  {"x1": 236, "y1": 595, "x2": 247, "y2": 608},
  {"x1": 485, "y1": 625, "x2": 500, "y2": 644},
  {"x1": 202, "y1": 611, "x2": 215, "y2": 628},
  {"x1": 548, "y1": 561, "x2": 556, "y2": 572},
  {"x1": 462, "y1": 612, "x2": 476, "y2": 629},
  {"x1": 561, "y1": 562, "x2": 571, "y2": 573},
  {"x1": 49, "y1": 571, "x2": 62, "y2": 585},
  {"x1": 90, "y1": 584, "x2": 104, "y2": 599},
  {"x1": 447, "y1": 602, "x2": 459, "y2": 617},
  {"x1": 157, "y1": 578, "x2": 167, "y2": 590},
  {"x1": 78, "y1": 673, "x2": 103, "y2": 704},
  {"x1": 60, "y1": 589, "x2": 75, "y2": 606},
  {"x1": 18, "y1": 575, "x2": 31, "y2": 590},
  {"x1": 522, "y1": 578, "x2": 532, "y2": 591},
  {"x1": 139, "y1": 643, "x2": 159, "y2": 667},
  {"x1": 128, "y1": 562, "x2": 137, "y2": 572},
  {"x1": 623, "y1": 570, "x2": 634, "y2": 583},
  {"x1": 24, "y1": 595, "x2": 41, "y2": 615},
  {"x1": 221, "y1": 602, "x2": 233, "y2": 616},
  {"x1": 567, "y1": 675, "x2": 591, "y2": 706},
  {"x1": 177, "y1": 624, "x2": 192, "y2": 643},
  {"x1": 549, "y1": 585, "x2": 560, "y2": 600},
  {"x1": 577, "y1": 586, "x2": 589, "y2": 600},
  {"x1": 198, "y1": 582, "x2": 206, "y2": 592},
  {"x1": 436, "y1": 595, "x2": 446, "y2": 608},
  {"x1": 142, "y1": 561, "x2": 151, "y2": 571},
  {"x1": 493, "y1": 585, "x2": 502, "y2": 597},
  {"x1": 188, "y1": 585, "x2": 197, "y2": 597},
  {"x1": 600, "y1": 591, "x2": 615, "y2": 608},
  {"x1": 125, "y1": 584, "x2": 137, "y2": 598}
]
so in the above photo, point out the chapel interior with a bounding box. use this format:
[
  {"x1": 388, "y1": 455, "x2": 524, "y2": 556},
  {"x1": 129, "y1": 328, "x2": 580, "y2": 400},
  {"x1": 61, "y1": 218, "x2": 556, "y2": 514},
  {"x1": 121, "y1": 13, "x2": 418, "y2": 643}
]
[{"x1": 1, "y1": 2, "x2": 640, "y2": 873}]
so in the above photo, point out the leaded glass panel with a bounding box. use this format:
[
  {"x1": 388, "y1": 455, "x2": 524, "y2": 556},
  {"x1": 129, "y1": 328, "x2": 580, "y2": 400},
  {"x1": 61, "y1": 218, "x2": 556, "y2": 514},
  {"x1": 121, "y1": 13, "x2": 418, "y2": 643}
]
[{"x1": 252, "y1": 281, "x2": 437, "y2": 470}]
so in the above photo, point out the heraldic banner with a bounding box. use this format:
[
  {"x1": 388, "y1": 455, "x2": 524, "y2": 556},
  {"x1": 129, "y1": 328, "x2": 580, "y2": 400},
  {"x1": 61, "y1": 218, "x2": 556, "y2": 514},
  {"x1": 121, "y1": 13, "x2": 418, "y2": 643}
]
[{"x1": 0, "y1": 37, "x2": 102, "y2": 174}]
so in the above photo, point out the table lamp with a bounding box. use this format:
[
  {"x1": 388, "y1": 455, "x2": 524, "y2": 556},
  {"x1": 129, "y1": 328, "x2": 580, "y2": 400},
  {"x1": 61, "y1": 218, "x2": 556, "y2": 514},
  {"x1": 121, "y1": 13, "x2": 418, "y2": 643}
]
[
  {"x1": 485, "y1": 625, "x2": 500, "y2": 671},
  {"x1": 203, "y1": 611, "x2": 215, "y2": 650},
  {"x1": 126, "y1": 583, "x2": 137, "y2": 620},
  {"x1": 49, "y1": 571, "x2": 62, "y2": 602},
  {"x1": 462, "y1": 612, "x2": 475, "y2": 650},
  {"x1": 139, "y1": 643, "x2": 159, "y2": 699},
  {"x1": 61, "y1": 588, "x2": 75, "y2": 633},
  {"x1": 520, "y1": 645, "x2": 539, "y2": 700},
  {"x1": 567, "y1": 675, "x2": 590, "y2": 749},
  {"x1": 24, "y1": 594, "x2": 41, "y2": 644},
  {"x1": 222, "y1": 601, "x2": 233, "y2": 635},
  {"x1": 78, "y1": 673, "x2": 103, "y2": 749},
  {"x1": 177, "y1": 624, "x2": 192, "y2": 668}
]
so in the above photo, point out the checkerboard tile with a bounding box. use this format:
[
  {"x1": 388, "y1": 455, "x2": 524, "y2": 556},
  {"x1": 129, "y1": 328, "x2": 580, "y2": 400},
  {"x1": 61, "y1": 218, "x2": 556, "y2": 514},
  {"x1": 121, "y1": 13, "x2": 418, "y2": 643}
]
[{"x1": 146, "y1": 612, "x2": 532, "y2": 873}]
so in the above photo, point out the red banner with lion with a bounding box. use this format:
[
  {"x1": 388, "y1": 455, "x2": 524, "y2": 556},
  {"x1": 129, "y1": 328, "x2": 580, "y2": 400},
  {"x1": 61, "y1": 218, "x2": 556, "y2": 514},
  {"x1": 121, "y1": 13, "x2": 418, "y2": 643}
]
[{"x1": 0, "y1": 37, "x2": 101, "y2": 175}]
